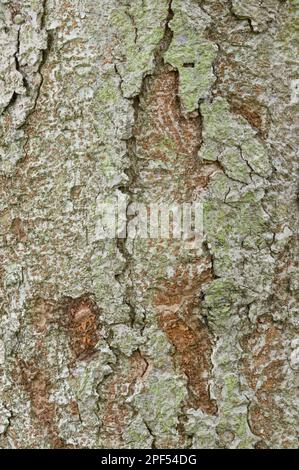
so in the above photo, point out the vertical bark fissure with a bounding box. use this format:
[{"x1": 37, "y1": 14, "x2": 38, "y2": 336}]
[
  {"x1": 116, "y1": 0, "x2": 175, "y2": 328},
  {"x1": 111, "y1": 1, "x2": 176, "y2": 447},
  {"x1": 116, "y1": 0, "x2": 219, "y2": 443}
]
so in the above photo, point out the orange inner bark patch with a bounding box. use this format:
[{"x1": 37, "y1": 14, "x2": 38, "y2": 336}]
[
  {"x1": 61, "y1": 295, "x2": 100, "y2": 362},
  {"x1": 241, "y1": 315, "x2": 286, "y2": 440},
  {"x1": 155, "y1": 265, "x2": 217, "y2": 414},
  {"x1": 100, "y1": 351, "x2": 147, "y2": 446},
  {"x1": 133, "y1": 69, "x2": 218, "y2": 202}
]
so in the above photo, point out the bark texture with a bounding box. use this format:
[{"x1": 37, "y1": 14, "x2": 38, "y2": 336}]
[{"x1": 0, "y1": 0, "x2": 298, "y2": 449}]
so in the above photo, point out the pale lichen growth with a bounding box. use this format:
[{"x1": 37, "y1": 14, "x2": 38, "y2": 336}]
[
  {"x1": 0, "y1": 0, "x2": 297, "y2": 450},
  {"x1": 165, "y1": 0, "x2": 217, "y2": 112}
]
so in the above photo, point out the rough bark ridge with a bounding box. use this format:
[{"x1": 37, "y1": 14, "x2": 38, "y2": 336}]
[{"x1": 0, "y1": 0, "x2": 298, "y2": 449}]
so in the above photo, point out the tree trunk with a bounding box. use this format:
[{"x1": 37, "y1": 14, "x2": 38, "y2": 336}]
[{"x1": 0, "y1": 0, "x2": 298, "y2": 449}]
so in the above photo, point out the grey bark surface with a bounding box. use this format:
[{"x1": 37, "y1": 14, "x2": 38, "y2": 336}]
[{"x1": 0, "y1": 0, "x2": 298, "y2": 448}]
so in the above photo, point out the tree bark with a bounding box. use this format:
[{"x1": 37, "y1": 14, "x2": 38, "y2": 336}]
[{"x1": 0, "y1": 0, "x2": 298, "y2": 449}]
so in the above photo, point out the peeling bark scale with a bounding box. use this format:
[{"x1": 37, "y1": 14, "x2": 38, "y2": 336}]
[{"x1": 0, "y1": 0, "x2": 298, "y2": 449}]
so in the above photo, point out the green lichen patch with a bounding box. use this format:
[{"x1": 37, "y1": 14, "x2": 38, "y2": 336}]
[
  {"x1": 165, "y1": 0, "x2": 217, "y2": 112},
  {"x1": 111, "y1": 0, "x2": 169, "y2": 97},
  {"x1": 200, "y1": 97, "x2": 271, "y2": 179}
]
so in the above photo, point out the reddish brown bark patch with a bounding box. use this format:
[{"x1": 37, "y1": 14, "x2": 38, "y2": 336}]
[
  {"x1": 20, "y1": 362, "x2": 55, "y2": 427},
  {"x1": 8, "y1": 296, "x2": 77, "y2": 448},
  {"x1": 60, "y1": 295, "x2": 100, "y2": 362},
  {"x1": 135, "y1": 70, "x2": 202, "y2": 157},
  {"x1": 14, "y1": 295, "x2": 100, "y2": 447},
  {"x1": 155, "y1": 264, "x2": 217, "y2": 414},
  {"x1": 10, "y1": 217, "x2": 27, "y2": 243},
  {"x1": 131, "y1": 67, "x2": 218, "y2": 415},
  {"x1": 100, "y1": 351, "x2": 148, "y2": 447},
  {"x1": 241, "y1": 315, "x2": 287, "y2": 442},
  {"x1": 133, "y1": 69, "x2": 218, "y2": 202},
  {"x1": 15, "y1": 357, "x2": 71, "y2": 448},
  {"x1": 230, "y1": 99, "x2": 264, "y2": 135}
]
